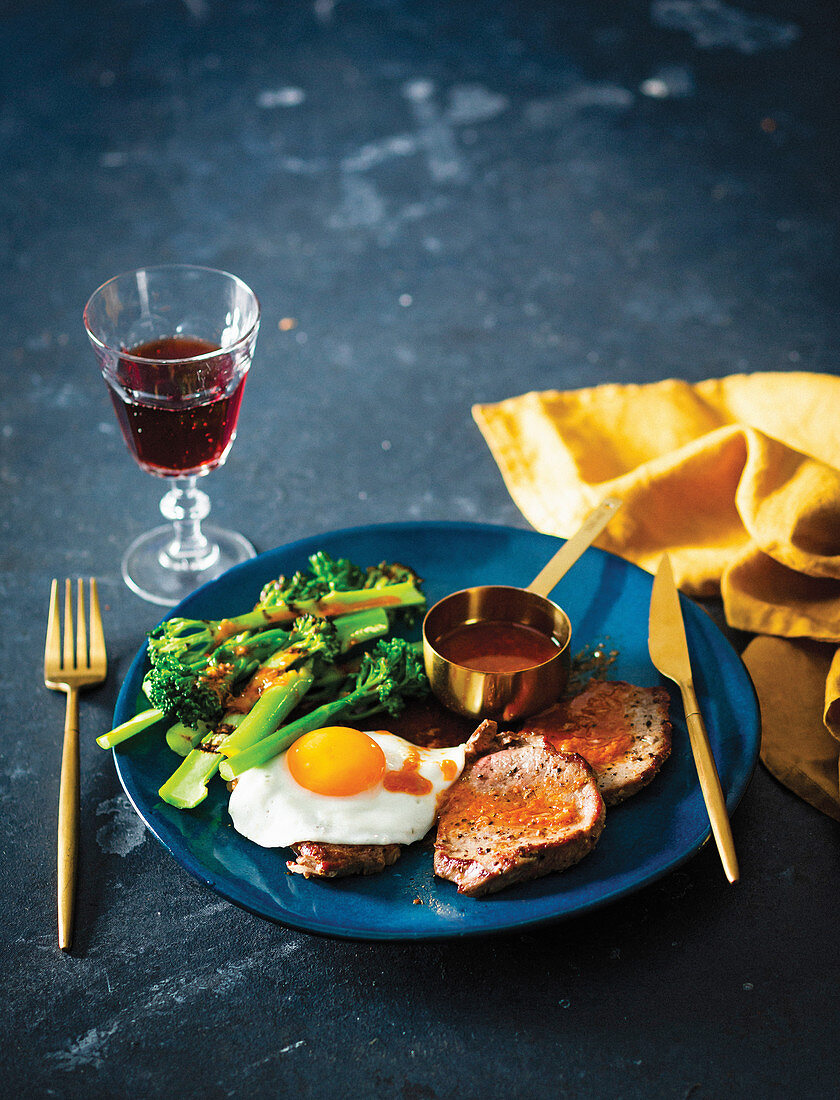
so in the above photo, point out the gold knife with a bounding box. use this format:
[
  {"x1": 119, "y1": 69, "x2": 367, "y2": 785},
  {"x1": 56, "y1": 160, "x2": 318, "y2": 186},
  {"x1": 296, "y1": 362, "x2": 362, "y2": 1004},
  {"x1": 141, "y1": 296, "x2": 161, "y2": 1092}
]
[{"x1": 648, "y1": 553, "x2": 739, "y2": 883}]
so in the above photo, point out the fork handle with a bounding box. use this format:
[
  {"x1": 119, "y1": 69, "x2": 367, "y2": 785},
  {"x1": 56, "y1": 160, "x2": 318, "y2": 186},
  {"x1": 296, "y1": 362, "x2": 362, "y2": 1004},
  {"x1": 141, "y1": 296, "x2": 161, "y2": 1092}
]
[{"x1": 57, "y1": 687, "x2": 79, "y2": 950}]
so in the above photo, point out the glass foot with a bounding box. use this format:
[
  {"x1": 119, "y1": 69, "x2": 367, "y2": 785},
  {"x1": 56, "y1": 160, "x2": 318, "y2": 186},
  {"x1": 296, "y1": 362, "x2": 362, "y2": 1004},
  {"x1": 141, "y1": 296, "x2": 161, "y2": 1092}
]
[{"x1": 122, "y1": 523, "x2": 257, "y2": 607}]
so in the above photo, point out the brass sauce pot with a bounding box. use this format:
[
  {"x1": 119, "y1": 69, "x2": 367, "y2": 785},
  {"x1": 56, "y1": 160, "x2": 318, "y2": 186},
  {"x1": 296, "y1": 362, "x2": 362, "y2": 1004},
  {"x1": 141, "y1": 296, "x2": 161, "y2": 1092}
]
[
  {"x1": 423, "y1": 585, "x2": 571, "y2": 722},
  {"x1": 422, "y1": 497, "x2": 621, "y2": 722}
]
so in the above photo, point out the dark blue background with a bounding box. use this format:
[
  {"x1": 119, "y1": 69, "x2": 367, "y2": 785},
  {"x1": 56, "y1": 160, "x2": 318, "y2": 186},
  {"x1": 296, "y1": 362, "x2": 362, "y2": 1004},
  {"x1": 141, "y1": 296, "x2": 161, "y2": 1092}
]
[{"x1": 2, "y1": 1, "x2": 837, "y2": 1096}]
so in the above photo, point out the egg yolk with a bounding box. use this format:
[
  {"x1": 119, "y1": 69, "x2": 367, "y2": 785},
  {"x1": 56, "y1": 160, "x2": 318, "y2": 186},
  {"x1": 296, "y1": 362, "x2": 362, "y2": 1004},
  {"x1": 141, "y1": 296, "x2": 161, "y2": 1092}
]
[{"x1": 286, "y1": 727, "x2": 386, "y2": 797}]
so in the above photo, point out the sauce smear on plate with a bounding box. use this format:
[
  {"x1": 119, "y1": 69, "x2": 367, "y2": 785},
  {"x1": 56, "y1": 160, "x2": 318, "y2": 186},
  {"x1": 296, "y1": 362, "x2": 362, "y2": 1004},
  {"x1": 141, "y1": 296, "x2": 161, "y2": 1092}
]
[{"x1": 436, "y1": 620, "x2": 560, "y2": 673}]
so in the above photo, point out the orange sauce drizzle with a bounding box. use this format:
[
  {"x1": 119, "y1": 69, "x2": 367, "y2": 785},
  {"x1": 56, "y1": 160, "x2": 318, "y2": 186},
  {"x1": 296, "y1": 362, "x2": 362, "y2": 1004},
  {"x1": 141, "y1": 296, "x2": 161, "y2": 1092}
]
[
  {"x1": 382, "y1": 744, "x2": 434, "y2": 796},
  {"x1": 226, "y1": 667, "x2": 295, "y2": 713},
  {"x1": 315, "y1": 593, "x2": 402, "y2": 615},
  {"x1": 439, "y1": 758, "x2": 460, "y2": 782},
  {"x1": 530, "y1": 688, "x2": 634, "y2": 769},
  {"x1": 214, "y1": 619, "x2": 240, "y2": 641},
  {"x1": 441, "y1": 785, "x2": 581, "y2": 832}
]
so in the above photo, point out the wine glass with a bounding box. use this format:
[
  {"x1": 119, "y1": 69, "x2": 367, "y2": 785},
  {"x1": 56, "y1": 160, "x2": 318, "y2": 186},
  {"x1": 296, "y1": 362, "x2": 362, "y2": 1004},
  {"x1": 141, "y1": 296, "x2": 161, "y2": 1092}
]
[{"x1": 84, "y1": 264, "x2": 260, "y2": 606}]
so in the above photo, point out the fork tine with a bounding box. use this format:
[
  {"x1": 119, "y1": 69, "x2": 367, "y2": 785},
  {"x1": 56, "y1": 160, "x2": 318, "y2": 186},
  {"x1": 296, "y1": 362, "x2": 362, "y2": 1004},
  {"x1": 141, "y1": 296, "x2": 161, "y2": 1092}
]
[
  {"x1": 88, "y1": 578, "x2": 107, "y2": 674},
  {"x1": 45, "y1": 578, "x2": 61, "y2": 673},
  {"x1": 76, "y1": 579, "x2": 88, "y2": 670},
  {"x1": 63, "y1": 579, "x2": 74, "y2": 671}
]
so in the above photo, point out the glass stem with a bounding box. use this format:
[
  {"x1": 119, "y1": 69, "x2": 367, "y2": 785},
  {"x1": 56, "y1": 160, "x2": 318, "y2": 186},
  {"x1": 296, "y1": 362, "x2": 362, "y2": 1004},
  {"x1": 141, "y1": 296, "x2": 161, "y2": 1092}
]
[{"x1": 158, "y1": 477, "x2": 219, "y2": 573}]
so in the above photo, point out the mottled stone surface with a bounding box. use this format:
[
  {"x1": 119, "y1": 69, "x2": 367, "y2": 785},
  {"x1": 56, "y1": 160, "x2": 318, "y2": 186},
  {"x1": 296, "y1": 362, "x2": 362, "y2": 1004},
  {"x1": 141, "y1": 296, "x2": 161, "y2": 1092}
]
[{"x1": 1, "y1": 1, "x2": 838, "y2": 1096}]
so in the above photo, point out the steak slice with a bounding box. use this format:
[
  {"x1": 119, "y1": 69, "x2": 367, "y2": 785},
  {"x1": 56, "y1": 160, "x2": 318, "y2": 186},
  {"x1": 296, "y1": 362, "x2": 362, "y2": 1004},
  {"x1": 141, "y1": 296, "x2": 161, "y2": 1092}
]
[
  {"x1": 287, "y1": 841, "x2": 402, "y2": 879},
  {"x1": 519, "y1": 679, "x2": 672, "y2": 806},
  {"x1": 433, "y1": 723, "x2": 605, "y2": 897}
]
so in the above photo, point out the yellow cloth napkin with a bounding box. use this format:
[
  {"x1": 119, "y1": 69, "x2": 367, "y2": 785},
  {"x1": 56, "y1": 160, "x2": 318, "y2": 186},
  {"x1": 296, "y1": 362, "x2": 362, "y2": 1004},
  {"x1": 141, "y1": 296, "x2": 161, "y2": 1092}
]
[{"x1": 473, "y1": 373, "x2": 840, "y2": 819}]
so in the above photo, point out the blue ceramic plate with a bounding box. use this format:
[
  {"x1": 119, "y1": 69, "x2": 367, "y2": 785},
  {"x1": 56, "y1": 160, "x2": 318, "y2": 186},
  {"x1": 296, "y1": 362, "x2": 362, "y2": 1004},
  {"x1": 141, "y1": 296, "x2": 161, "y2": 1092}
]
[{"x1": 112, "y1": 522, "x2": 759, "y2": 940}]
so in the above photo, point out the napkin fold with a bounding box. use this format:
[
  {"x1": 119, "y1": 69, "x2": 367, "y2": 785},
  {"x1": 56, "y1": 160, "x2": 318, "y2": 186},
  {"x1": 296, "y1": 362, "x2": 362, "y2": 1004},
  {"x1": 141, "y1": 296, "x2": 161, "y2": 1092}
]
[{"x1": 473, "y1": 373, "x2": 840, "y2": 819}]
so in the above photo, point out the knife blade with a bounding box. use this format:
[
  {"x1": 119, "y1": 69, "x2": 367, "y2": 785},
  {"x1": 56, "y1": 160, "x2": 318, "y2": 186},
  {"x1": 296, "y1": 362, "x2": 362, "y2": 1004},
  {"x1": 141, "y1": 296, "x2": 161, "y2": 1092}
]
[{"x1": 648, "y1": 553, "x2": 739, "y2": 883}]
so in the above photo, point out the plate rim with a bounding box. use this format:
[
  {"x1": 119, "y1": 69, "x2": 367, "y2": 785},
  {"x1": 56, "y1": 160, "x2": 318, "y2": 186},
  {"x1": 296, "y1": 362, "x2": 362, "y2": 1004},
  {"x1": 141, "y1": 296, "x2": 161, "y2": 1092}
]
[{"x1": 112, "y1": 519, "x2": 761, "y2": 941}]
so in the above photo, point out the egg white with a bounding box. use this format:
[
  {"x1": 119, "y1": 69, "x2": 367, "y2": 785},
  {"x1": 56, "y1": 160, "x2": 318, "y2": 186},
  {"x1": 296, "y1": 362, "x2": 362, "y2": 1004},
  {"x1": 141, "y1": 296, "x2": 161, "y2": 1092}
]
[{"x1": 228, "y1": 731, "x2": 466, "y2": 848}]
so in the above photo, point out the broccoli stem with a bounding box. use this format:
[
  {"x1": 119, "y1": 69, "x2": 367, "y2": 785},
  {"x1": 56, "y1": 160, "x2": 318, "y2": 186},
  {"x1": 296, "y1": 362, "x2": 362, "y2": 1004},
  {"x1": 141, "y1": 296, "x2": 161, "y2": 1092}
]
[
  {"x1": 157, "y1": 745, "x2": 229, "y2": 811},
  {"x1": 96, "y1": 707, "x2": 164, "y2": 749},
  {"x1": 158, "y1": 672, "x2": 313, "y2": 809},
  {"x1": 212, "y1": 580, "x2": 424, "y2": 640},
  {"x1": 157, "y1": 714, "x2": 250, "y2": 810},
  {"x1": 332, "y1": 606, "x2": 390, "y2": 649},
  {"x1": 220, "y1": 665, "x2": 316, "y2": 759},
  {"x1": 165, "y1": 721, "x2": 209, "y2": 757}
]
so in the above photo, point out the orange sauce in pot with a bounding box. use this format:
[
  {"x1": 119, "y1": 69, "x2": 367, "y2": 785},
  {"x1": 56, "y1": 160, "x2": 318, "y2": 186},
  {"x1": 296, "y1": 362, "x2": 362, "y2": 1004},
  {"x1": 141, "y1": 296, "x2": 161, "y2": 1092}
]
[{"x1": 435, "y1": 620, "x2": 561, "y2": 674}]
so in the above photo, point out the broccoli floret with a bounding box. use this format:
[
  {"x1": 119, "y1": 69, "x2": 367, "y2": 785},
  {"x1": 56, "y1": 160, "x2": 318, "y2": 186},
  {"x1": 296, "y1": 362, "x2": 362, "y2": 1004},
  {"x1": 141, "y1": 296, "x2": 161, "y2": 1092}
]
[
  {"x1": 144, "y1": 625, "x2": 293, "y2": 729},
  {"x1": 310, "y1": 550, "x2": 368, "y2": 592},
  {"x1": 277, "y1": 612, "x2": 342, "y2": 674},
  {"x1": 146, "y1": 617, "x2": 232, "y2": 672},
  {"x1": 363, "y1": 560, "x2": 423, "y2": 590},
  {"x1": 144, "y1": 657, "x2": 231, "y2": 730},
  {"x1": 344, "y1": 636, "x2": 429, "y2": 717},
  {"x1": 258, "y1": 551, "x2": 367, "y2": 605}
]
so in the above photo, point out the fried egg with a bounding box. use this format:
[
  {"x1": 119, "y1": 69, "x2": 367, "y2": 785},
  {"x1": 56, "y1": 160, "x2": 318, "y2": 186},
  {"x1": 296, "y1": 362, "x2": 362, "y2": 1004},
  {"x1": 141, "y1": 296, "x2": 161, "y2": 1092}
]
[{"x1": 228, "y1": 726, "x2": 466, "y2": 848}]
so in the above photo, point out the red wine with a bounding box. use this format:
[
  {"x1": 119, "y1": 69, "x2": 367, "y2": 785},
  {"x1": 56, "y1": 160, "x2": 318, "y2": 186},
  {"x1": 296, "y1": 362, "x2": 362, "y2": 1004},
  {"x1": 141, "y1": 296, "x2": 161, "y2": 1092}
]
[{"x1": 108, "y1": 335, "x2": 247, "y2": 476}]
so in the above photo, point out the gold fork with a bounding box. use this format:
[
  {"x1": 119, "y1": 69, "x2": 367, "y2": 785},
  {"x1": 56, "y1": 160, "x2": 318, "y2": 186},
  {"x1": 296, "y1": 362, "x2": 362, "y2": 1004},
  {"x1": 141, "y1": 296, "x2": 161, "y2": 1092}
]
[{"x1": 44, "y1": 579, "x2": 107, "y2": 950}]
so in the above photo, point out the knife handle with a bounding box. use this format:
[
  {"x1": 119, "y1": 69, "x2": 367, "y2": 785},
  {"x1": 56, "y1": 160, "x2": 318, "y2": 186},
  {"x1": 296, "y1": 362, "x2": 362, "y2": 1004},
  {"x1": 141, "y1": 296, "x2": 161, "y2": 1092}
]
[{"x1": 684, "y1": 705, "x2": 740, "y2": 884}]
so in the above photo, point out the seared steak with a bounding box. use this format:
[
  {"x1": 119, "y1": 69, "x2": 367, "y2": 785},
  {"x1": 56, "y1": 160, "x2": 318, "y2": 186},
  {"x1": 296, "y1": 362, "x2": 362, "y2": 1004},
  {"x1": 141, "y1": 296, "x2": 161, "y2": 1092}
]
[
  {"x1": 519, "y1": 680, "x2": 671, "y2": 805},
  {"x1": 287, "y1": 841, "x2": 402, "y2": 879},
  {"x1": 434, "y1": 722, "x2": 605, "y2": 897}
]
